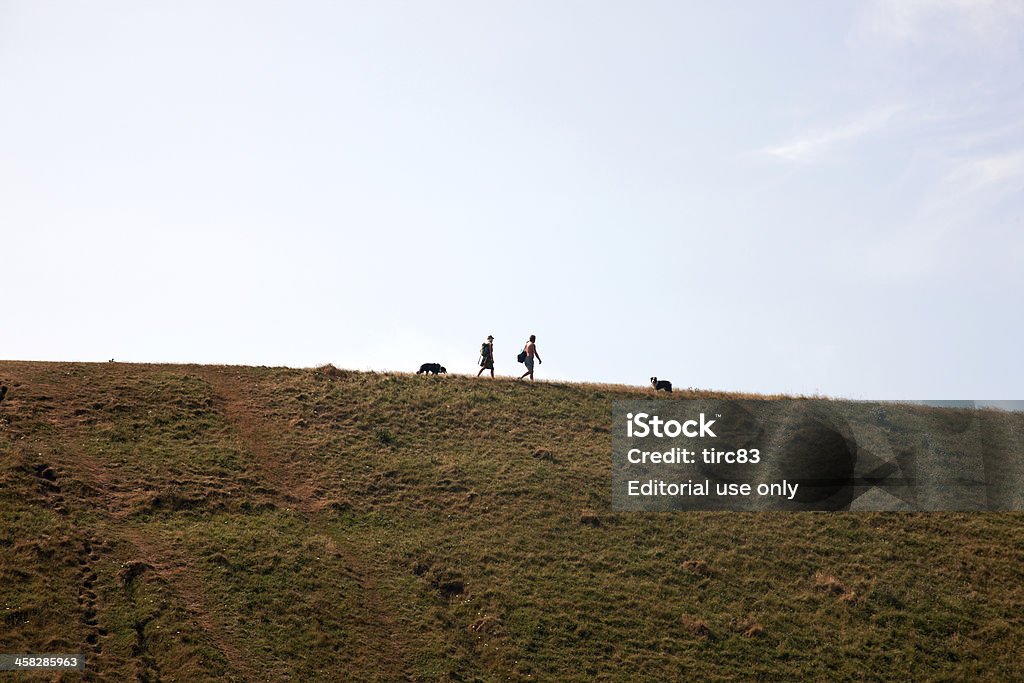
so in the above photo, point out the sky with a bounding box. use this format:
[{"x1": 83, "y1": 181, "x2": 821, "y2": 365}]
[{"x1": 1, "y1": 1, "x2": 1022, "y2": 399}]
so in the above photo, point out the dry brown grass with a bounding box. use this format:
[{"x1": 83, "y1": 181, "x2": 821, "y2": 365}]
[
  {"x1": 813, "y1": 571, "x2": 859, "y2": 604},
  {"x1": 682, "y1": 559, "x2": 717, "y2": 577},
  {"x1": 680, "y1": 614, "x2": 715, "y2": 639},
  {"x1": 1, "y1": 360, "x2": 1023, "y2": 681}
]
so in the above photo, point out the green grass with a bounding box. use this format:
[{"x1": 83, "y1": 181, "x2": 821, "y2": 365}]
[{"x1": 1, "y1": 361, "x2": 1022, "y2": 681}]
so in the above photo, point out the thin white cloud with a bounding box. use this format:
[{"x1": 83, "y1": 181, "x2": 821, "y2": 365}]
[
  {"x1": 759, "y1": 105, "x2": 904, "y2": 163},
  {"x1": 852, "y1": 146, "x2": 1024, "y2": 281},
  {"x1": 863, "y1": 0, "x2": 1024, "y2": 47},
  {"x1": 920, "y1": 148, "x2": 1024, "y2": 230}
]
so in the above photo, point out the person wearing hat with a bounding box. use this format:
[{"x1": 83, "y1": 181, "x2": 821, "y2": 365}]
[{"x1": 477, "y1": 335, "x2": 495, "y2": 378}]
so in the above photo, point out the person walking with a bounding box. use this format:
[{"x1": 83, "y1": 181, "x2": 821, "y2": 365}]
[
  {"x1": 477, "y1": 335, "x2": 495, "y2": 378},
  {"x1": 519, "y1": 334, "x2": 542, "y2": 381}
]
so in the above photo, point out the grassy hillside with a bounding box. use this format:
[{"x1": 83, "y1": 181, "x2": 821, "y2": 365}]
[{"x1": 1, "y1": 361, "x2": 1022, "y2": 682}]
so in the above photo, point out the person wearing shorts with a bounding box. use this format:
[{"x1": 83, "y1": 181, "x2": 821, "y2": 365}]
[{"x1": 519, "y1": 334, "x2": 542, "y2": 381}]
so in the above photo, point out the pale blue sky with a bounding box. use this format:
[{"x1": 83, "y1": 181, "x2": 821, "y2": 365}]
[{"x1": 2, "y1": 1, "x2": 1021, "y2": 398}]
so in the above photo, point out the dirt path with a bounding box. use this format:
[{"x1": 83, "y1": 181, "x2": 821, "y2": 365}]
[
  {"x1": 47, "y1": 440, "x2": 260, "y2": 680},
  {"x1": 195, "y1": 368, "x2": 319, "y2": 513},
  {"x1": 12, "y1": 364, "x2": 412, "y2": 680},
  {"x1": 122, "y1": 527, "x2": 259, "y2": 682},
  {"x1": 195, "y1": 367, "x2": 413, "y2": 680}
]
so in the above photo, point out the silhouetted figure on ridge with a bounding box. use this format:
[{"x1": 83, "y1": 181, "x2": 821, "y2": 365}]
[
  {"x1": 519, "y1": 335, "x2": 542, "y2": 381},
  {"x1": 477, "y1": 335, "x2": 495, "y2": 378}
]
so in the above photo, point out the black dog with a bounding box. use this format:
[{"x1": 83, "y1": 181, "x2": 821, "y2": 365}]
[
  {"x1": 0, "y1": 385, "x2": 7, "y2": 402},
  {"x1": 651, "y1": 376, "x2": 672, "y2": 393},
  {"x1": 417, "y1": 363, "x2": 447, "y2": 375}
]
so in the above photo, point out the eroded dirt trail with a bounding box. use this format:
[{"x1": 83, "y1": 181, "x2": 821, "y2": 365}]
[
  {"x1": 120, "y1": 526, "x2": 257, "y2": 682},
  {"x1": 45, "y1": 433, "x2": 256, "y2": 678},
  {"x1": 195, "y1": 369, "x2": 319, "y2": 514},
  {"x1": 4, "y1": 363, "x2": 414, "y2": 681},
  {"x1": 194, "y1": 367, "x2": 413, "y2": 681}
]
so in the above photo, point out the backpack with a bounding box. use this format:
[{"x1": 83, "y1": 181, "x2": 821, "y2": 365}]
[{"x1": 480, "y1": 343, "x2": 492, "y2": 359}]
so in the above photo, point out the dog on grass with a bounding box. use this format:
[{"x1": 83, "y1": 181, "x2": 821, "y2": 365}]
[
  {"x1": 417, "y1": 363, "x2": 447, "y2": 375},
  {"x1": 651, "y1": 377, "x2": 672, "y2": 393},
  {"x1": 0, "y1": 385, "x2": 7, "y2": 402}
]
